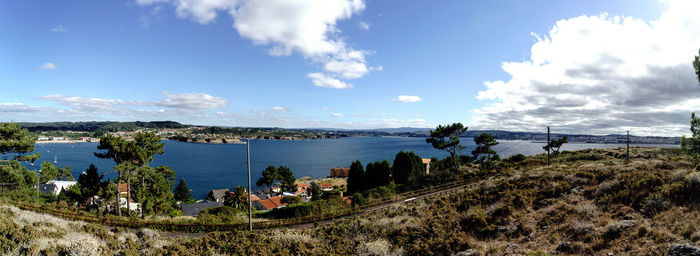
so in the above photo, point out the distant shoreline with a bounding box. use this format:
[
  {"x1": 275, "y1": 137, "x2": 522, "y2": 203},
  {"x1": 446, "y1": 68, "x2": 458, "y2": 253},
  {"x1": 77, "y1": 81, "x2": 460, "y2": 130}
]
[{"x1": 35, "y1": 140, "x2": 89, "y2": 144}]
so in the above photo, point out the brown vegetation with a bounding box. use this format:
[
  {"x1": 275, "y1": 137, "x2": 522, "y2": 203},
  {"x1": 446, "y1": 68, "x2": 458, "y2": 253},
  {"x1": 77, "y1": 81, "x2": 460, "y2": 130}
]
[{"x1": 2, "y1": 147, "x2": 698, "y2": 255}]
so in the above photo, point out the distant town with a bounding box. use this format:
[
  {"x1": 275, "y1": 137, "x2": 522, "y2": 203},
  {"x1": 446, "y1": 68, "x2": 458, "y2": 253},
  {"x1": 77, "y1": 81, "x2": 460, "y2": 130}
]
[{"x1": 20, "y1": 121, "x2": 681, "y2": 145}]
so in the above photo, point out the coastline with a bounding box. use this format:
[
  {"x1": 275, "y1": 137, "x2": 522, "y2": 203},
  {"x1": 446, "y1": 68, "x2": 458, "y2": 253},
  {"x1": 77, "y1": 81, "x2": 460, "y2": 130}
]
[{"x1": 35, "y1": 140, "x2": 91, "y2": 144}]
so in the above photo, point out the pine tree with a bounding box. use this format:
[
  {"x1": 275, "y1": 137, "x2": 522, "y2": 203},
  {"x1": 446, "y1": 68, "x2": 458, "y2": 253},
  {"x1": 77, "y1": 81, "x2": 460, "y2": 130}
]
[
  {"x1": 174, "y1": 178, "x2": 191, "y2": 202},
  {"x1": 426, "y1": 123, "x2": 468, "y2": 170},
  {"x1": 347, "y1": 160, "x2": 365, "y2": 193},
  {"x1": 78, "y1": 164, "x2": 104, "y2": 203},
  {"x1": 472, "y1": 133, "x2": 499, "y2": 167}
]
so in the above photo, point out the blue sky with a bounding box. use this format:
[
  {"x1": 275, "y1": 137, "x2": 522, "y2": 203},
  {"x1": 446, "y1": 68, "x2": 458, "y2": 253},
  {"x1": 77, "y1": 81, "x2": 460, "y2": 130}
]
[{"x1": 2, "y1": 0, "x2": 699, "y2": 135}]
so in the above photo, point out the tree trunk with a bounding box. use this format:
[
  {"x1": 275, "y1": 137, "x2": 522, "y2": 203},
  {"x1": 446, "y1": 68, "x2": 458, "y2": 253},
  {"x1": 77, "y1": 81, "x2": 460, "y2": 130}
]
[
  {"x1": 126, "y1": 176, "x2": 131, "y2": 217},
  {"x1": 116, "y1": 174, "x2": 121, "y2": 217}
]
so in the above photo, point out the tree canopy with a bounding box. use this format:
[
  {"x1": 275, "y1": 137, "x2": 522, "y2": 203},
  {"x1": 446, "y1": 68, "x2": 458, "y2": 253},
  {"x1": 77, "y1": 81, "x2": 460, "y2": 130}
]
[
  {"x1": 224, "y1": 185, "x2": 248, "y2": 210},
  {"x1": 94, "y1": 132, "x2": 173, "y2": 216},
  {"x1": 681, "y1": 113, "x2": 700, "y2": 164},
  {"x1": 94, "y1": 132, "x2": 165, "y2": 167},
  {"x1": 543, "y1": 136, "x2": 569, "y2": 156},
  {"x1": 78, "y1": 164, "x2": 104, "y2": 203},
  {"x1": 425, "y1": 123, "x2": 467, "y2": 170},
  {"x1": 174, "y1": 178, "x2": 192, "y2": 202},
  {"x1": 365, "y1": 160, "x2": 391, "y2": 189},
  {"x1": 392, "y1": 151, "x2": 424, "y2": 187},
  {"x1": 39, "y1": 161, "x2": 73, "y2": 183},
  {"x1": 276, "y1": 166, "x2": 296, "y2": 193},
  {"x1": 347, "y1": 160, "x2": 365, "y2": 193},
  {"x1": 256, "y1": 166, "x2": 279, "y2": 193},
  {"x1": 132, "y1": 165, "x2": 177, "y2": 216},
  {"x1": 256, "y1": 166, "x2": 296, "y2": 194},
  {"x1": 472, "y1": 133, "x2": 499, "y2": 166},
  {"x1": 0, "y1": 123, "x2": 37, "y2": 155}
]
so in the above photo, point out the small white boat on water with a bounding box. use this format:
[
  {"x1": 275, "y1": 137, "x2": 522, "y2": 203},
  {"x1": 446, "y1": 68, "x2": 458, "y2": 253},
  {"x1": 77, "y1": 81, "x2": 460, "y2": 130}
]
[{"x1": 53, "y1": 156, "x2": 57, "y2": 164}]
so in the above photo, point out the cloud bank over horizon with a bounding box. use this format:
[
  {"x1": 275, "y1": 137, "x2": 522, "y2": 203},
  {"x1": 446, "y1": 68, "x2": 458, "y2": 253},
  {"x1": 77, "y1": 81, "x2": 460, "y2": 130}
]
[{"x1": 472, "y1": 0, "x2": 700, "y2": 137}]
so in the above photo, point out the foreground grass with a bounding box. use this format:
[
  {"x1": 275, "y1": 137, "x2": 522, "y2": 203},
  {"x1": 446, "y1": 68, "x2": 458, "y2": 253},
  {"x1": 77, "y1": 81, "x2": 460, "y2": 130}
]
[{"x1": 2, "y1": 147, "x2": 698, "y2": 255}]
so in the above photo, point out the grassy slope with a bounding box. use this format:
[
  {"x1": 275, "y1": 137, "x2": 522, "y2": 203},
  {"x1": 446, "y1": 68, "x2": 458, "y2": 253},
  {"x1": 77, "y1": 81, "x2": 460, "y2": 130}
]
[{"x1": 1, "y1": 147, "x2": 699, "y2": 255}]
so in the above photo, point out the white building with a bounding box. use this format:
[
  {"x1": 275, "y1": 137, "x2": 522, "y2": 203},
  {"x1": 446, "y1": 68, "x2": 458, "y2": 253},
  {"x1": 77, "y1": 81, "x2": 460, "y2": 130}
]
[{"x1": 38, "y1": 180, "x2": 77, "y2": 196}]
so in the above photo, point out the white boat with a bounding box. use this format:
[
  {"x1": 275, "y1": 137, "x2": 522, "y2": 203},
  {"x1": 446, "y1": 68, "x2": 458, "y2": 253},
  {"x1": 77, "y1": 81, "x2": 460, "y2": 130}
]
[{"x1": 53, "y1": 156, "x2": 57, "y2": 164}]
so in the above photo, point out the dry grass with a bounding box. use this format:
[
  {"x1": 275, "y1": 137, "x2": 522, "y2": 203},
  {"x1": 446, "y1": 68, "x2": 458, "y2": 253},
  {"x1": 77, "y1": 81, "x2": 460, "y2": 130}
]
[{"x1": 1, "y1": 147, "x2": 696, "y2": 255}]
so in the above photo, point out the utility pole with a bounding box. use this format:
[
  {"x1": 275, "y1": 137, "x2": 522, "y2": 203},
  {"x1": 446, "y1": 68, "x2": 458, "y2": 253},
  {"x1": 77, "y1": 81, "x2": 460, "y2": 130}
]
[
  {"x1": 626, "y1": 131, "x2": 630, "y2": 163},
  {"x1": 247, "y1": 138, "x2": 252, "y2": 231},
  {"x1": 547, "y1": 126, "x2": 550, "y2": 166}
]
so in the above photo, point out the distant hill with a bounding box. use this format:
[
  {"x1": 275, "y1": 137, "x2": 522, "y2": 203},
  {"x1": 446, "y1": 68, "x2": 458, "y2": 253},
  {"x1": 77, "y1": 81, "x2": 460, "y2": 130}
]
[
  {"x1": 14, "y1": 122, "x2": 681, "y2": 144},
  {"x1": 19, "y1": 121, "x2": 188, "y2": 134}
]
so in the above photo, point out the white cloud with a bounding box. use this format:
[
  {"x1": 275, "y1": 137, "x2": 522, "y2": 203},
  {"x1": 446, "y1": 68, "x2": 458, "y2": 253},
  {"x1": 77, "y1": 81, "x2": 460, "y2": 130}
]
[
  {"x1": 40, "y1": 92, "x2": 227, "y2": 114},
  {"x1": 358, "y1": 21, "x2": 370, "y2": 30},
  {"x1": 331, "y1": 113, "x2": 344, "y2": 117},
  {"x1": 136, "y1": 0, "x2": 170, "y2": 5},
  {"x1": 140, "y1": 5, "x2": 166, "y2": 28},
  {"x1": 135, "y1": 0, "x2": 375, "y2": 89},
  {"x1": 393, "y1": 95, "x2": 422, "y2": 103},
  {"x1": 307, "y1": 72, "x2": 353, "y2": 89},
  {"x1": 51, "y1": 25, "x2": 65, "y2": 33},
  {"x1": 271, "y1": 106, "x2": 287, "y2": 113},
  {"x1": 321, "y1": 107, "x2": 332, "y2": 111},
  {"x1": 155, "y1": 92, "x2": 229, "y2": 110},
  {"x1": 473, "y1": 0, "x2": 700, "y2": 136},
  {"x1": 39, "y1": 62, "x2": 57, "y2": 70}
]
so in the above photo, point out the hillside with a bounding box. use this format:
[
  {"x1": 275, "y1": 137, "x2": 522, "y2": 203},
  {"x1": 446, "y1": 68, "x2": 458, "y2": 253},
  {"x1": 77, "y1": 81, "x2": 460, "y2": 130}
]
[{"x1": 1, "y1": 147, "x2": 699, "y2": 255}]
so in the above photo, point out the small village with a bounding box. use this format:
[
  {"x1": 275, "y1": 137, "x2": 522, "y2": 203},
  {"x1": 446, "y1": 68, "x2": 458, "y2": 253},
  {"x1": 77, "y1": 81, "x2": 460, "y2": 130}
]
[{"x1": 35, "y1": 160, "x2": 434, "y2": 218}]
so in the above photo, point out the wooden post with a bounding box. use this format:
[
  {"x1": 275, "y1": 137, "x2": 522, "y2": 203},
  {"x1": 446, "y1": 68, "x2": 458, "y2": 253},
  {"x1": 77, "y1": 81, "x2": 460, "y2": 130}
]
[{"x1": 547, "y1": 126, "x2": 550, "y2": 166}]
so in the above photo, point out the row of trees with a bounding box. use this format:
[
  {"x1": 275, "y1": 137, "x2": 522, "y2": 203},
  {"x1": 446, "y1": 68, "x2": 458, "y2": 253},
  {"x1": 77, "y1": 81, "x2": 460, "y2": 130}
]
[
  {"x1": 347, "y1": 151, "x2": 425, "y2": 194},
  {"x1": 0, "y1": 124, "x2": 182, "y2": 218}
]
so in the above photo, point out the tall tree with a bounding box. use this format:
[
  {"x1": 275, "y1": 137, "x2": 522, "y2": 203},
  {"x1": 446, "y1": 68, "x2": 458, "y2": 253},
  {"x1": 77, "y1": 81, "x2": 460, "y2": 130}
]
[
  {"x1": 132, "y1": 165, "x2": 176, "y2": 216},
  {"x1": 94, "y1": 132, "x2": 167, "y2": 216},
  {"x1": 681, "y1": 113, "x2": 700, "y2": 165},
  {"x1": 392, "y1": 151, "x2": 424, "y2": 187},
  {"x1": 310, "y1": 182, "x2": 322, "y2": 201},
  {"x1": 683, "y1": 49, "x2": 700, "y2": 164},
  {"x1": 78, "y1": 164, "x2": 104, "y2": 205},
  {"x1": 276, "y1": 166, "x2": 296, "y2": 193},
  {"x1": 365, "y1": 160, "x2": 391, "y2": 189},
  {"x1": 99, "y1": 181, "x2": 118, "y2": 213},
  {"x1": 472, "y1": 133, "x2": 500, "y2": 166},
  {"x1": 224, "y1": 185, "x2": 248, "y2": 210},
  {"x1": 426, "y1": 123, "x2": 468, "y2": 170},
  {"x1": 256, "y1": 166, "x2": 279, "y2": 194},
  {"x1": 347, "y1": 160, "x2": 365, "y2": 193},
  {"x1": 174, "y1": 178, "x2": 192, "y2": 202},
  {"x1": 543, "y1": 136, "x2": 569, "y2": 156}
]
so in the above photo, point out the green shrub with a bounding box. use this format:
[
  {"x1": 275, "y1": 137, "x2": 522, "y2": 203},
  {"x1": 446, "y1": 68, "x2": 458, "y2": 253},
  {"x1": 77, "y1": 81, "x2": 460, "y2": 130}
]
[
  {"x1": 197, "y1": 206, "x2": 244, "y2": 224},
  {"x1": 504, "y1": 154, "x2": 526, "y2": 163}
]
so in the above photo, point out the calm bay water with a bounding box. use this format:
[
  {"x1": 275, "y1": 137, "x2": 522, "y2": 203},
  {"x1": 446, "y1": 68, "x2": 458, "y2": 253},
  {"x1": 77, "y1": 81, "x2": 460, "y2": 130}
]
[{"x1": 15, "y1": 137, "x2": 677, "y2": 199}]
